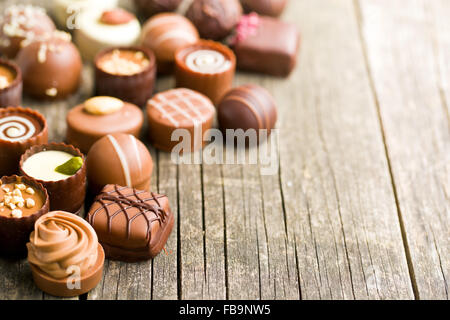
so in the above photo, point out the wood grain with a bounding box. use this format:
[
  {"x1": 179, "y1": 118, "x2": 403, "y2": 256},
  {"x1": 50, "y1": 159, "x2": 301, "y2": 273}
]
[{"x1": 358, "y1": 0, "x2": 449, "y2": 299}]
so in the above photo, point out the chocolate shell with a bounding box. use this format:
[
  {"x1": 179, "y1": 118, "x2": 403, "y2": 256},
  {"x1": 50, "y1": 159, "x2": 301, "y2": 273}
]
[
  {"x1": 0, "y1": 59, "x2": 22, "y2": 108},
  {"x1": 0, "y1": 175, "x2": 50, "y2": 258},
  {"x1": 175, "y1": 40, "x2": 236, "y2": 105},
  {"x1": 94, "y1": 46, "x2": 157, "y2": 108},
  {"x1": 0, "y1": 107, "x2": 48, "y2": 177},
  {"x1": 87, "y1": 184, "x2": 174, "y2": 262},
  {"x1": 240, "y1": 0, "x2": 288, "y2": 17},
  {"x1": 19, "y1": 143, "x2": 87, "y2": 214},
  {"x1": 134, "y1": 0, "x2": 182, "y2": 19}
]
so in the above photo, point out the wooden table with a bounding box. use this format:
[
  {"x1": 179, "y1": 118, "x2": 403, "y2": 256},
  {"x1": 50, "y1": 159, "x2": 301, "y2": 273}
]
[{"x1": 1, "y1": 0, "x2": 448, "y2": 300}]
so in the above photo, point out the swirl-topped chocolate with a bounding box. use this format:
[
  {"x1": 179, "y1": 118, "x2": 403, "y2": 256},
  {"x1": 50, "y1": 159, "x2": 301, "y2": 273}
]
[
  {"x1": 185, "y1": 49, "x2": 232, "y2": 74},
  {"x1": 0, "y1": 115, "x2": 37, "y2": 142},
  {"x1": 27, "y1": 211, "x2": 98, "y2": 279}
]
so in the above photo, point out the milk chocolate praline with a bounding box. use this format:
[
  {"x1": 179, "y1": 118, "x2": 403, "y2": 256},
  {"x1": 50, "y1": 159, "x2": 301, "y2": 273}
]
[
  {"x1": 66, "y1": 97, "x2": 144, "y2": 153},
  {"x1": 134, "y1": 0, "x2": 182, "y2": 19},
  {"x1": 0, "y1": 59, "x2": 22, "y2": 108},
  {"x1": 87, "y1": 184, "x2": 174, "y2": 262},
  {"x1": 27, "y1": 211, "x2": 104, "y2": 297},
  {"x1": 0, "y1": 175, "x2": 49, "y2": 258},
  {"x1": 0, "y1": 107, "x2": 48, "y2": 176},
  {"x1": 19, "y1": 143, "x2": 86, "y2": 214},
  {"x1": 175, "y1": 40, "x2": 236, "y2": 105},
  {"x1": 16, "y1": 31, "x2": 82, "y2": 100},
  {"x1": 94, "y1": 46, "x2": 156, "y2": 107},
  {"x1": 86, "y1": 133, "x2": 153, "y2": 195}
]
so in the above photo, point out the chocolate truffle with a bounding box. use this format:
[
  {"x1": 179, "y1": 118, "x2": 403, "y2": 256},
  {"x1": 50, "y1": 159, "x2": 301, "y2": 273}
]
[
  {"x1": 140, "y1": 13, "x2": 199, "y2": 74},
  {"x1": 86, "y1": 133, "x2": 153, "y2": 195},
  {"x1": 0, "y1": 4, "x2": 55, "y2": 59},
  {"x1": 16, "y1": 31, "x2": 82, "y2": 100},
  {"x1": 87, "y1": 184, "x2": 174, "y2": 262},
  {"x1": 66, "y1": 96, "x2": 144, "y2": 154},
  {"x1": 0, "y1": 175, "x2": 49, "y2": 257},
  {"x1": 186, "y1": 0, "x2": 243, "y2": 40},
  {"x1": 175, "y1": 40, "x2": 236, "y2": 104},
  {"x1": 27, "y1": 211, "x2": 105, "y2": 297},
  {"x1": 240, "y1": 0, "x2": 288, "y2": 17},
  {"x1": 147, "y1": 88, "x2": 215, "y2": 152},
  {"x1": 0, "y1": 59, "x2": 22, "y2": 108},
  {"x1": 0, "y1": 107, "x2": 48, "y2": 176},
  {"x1": 20, "y1": 143, "x2": 86, "y2": 214},
  {"x1": 218, "y1": 84, "x2": 277, "y2": 144},
  {"x1": 95, "y1": 47, "x2": 156, "y2": 107},
  {"x1": 134, "y1": 0, "x2": 182, "y2": 19},
  {"x1": 52, "y1": 0, "x2": 118, "y2": 29},
  {"x1": 74, "y1": 8, "x2": 141, "y2": 61},
  {"x1": 230, "y1": 14, "x2": 300, "y2": 77}
]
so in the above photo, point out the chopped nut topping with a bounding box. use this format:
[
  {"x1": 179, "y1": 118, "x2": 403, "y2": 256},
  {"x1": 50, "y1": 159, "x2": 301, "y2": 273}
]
[
  {"x1": 3, "y1": 195, "x2": 11, "y2": 205},
  {"x1": 11, "y1": 209, "x2": 22, "y2": 218},
  {"x1": 15, "y1": 184, "x2": 26, "y2": 191},
  {"x1": 12, "y1": 196, "x2": 22, "y2": 204},
  {"x1": 17, "y1": 201, "x2": 24, "y2": 208},
  {"x1": 12, "y1": 189, "x2": 22, "y2": 197},
  {"x1": 25, "y1": 187, "x2": 35, "y2": 195},
  {"x1": 2, "y1": 187, "x2": 10, "y2": 193},
  {"x1": 8, "y1": 203, "x2": 16, "y2": 210},
  {"x1": 25, "y1": 198, "x2": 35, "y2": 209}
]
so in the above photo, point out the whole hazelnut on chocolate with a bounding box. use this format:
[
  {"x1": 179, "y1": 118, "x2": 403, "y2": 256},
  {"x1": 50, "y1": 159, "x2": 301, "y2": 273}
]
[
  {"x1": 0, "y1": 4, "x2": 55, "y2": 59},
  {"x1": 133, "y1": 0, "x2": 183, "y2": 19},
  {"x1": 186, "y1": 0, "x2": 243, "y2": 41},
  {"x1": 16, "y1": 31, "x2": 82, "y2": 100}
]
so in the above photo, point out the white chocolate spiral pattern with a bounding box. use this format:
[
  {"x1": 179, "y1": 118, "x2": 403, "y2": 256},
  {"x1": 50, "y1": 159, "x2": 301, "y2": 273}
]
[
  {"x1": 185, "y1": 50, "x2": 231, "y2": 74},
  {"x1": 27, "y1": 211, "x2": 98, "y2": 279},
  {"x1": 0, "y1": 116, "x2": 36, "y2": 142}
]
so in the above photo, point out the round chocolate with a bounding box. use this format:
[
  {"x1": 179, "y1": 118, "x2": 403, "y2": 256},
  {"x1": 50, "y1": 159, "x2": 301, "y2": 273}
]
[
  {"x1": 0, "y1": 107, "x2": 48, "y2": 177},
  {"x1": 218, "y1": 84, "x2": 277, "y2": 140},
  {"x1": 140, "y1": 13, "x2": 199, "y2": 73},
  {"x1": 0, "y1": 59, "x2": 22, "y2": 108},
  {"x1": 0, "y1": 4, "x2": 55, "y2": 59},
  {"x1": 16, "y1": 31, "x2": 82, "y2": 100},
  {"x1": 94, "y1": 47, "x2": 157, "y2": 107},
  {"x1": 20, "y1": 143, "x2": 86, "y2": 214},
  {"x1": 175, "y1": 40, "x2": 236, "y2": 105},
  {"x1": 134, "y1": 0, "x2": 182, "y2": 19},
  {"x1": 66, "y1": 97, "x2": 144, "y2": 153},
  {"x1": 0, "y1": 175, "x2": 50, "y2": 257},
  {"x1": 240, "y1": 0, "x2": 288, "y2": 17},
  {"x1": 86, "y1": 133, "x2": 153, "y2": 195},
  {"x1": 74, "y1": 8, "x2": 141, "y2": 61},
  {"x1": 186, "y1": 0, "x2": 242, "y2": 40},
  {"x1": 146, "y1": 88, "x2": 215, "y2": 152}
]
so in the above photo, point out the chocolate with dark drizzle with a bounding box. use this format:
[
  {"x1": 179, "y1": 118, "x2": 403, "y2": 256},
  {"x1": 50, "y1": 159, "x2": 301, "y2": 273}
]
[{"x1": 88, "y1": 185, "x2": 168, "y2": 244}]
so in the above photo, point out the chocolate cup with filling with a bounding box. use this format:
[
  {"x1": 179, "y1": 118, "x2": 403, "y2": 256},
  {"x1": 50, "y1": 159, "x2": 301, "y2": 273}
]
[
  {"x1": 0, "y1": 107, "x2": 48, "y2": 176},
  {"x1": 30, "y1": 243, "x2": 104, "y2": 297},
  {"x1": 19, "y1": 143, "x2": 86, "y2": 214},
  {"x1": 174, "y1": 40, "x2": 236, "y2": 105},
  {"x1": 0, "y1": 175, "x2": 49, "y2": 258},
  {"x1": 87, "y1": 184, "x2": 174, "y2": 262},
  {"x1": 94, "y1": 46, "x2": 157, "y2": 108},
  {"x1": 0, "y1": 59, "x2": 22, "y2": 108}
]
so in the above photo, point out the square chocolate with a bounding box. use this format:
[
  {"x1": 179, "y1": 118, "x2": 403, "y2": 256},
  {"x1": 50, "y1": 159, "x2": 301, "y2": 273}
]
[
  {"x1": 231, "y1": 15, "x2": 300, "y2": 77},
  {"x1": 86, "y1": 184, "x2": 174, "y2": 262}
]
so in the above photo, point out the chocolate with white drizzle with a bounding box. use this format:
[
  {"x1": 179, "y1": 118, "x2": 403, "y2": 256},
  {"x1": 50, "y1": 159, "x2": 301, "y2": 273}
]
[{"x1": 87, "y1": 184, "x2": 174, "y2": 262}]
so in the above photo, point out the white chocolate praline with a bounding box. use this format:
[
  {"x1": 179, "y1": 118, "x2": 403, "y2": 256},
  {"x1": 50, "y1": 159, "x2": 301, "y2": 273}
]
[
  {"x1": 0, "y1": 116, "x2": 36, "y2": 142},
  {"x1": 74, "y1": 7, "x2": 141, "y2": 61},
  {"x1": 185, "y1": 49, "x2": 231, "y2": 74},
  {"x1": 22, "y1": 151, "x2": 75, "y2": 182}
]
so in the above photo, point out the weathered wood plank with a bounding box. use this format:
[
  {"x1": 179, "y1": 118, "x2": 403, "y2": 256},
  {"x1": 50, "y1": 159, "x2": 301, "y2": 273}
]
[
  {"x1": 274, "y1": 0, "x2": 414, "y2": 299},
  {"x1": 358, "y1": 0, "x2": 450, "y2": 299}
]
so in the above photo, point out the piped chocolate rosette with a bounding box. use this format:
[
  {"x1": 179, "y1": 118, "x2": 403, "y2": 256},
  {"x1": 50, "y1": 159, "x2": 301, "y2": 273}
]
[
  {"x1": 27, "y1": 211, "x2": 105, "y2": 297},
  {"x1": 175, "y1": 40, "x2": 236, "y2": 105}
]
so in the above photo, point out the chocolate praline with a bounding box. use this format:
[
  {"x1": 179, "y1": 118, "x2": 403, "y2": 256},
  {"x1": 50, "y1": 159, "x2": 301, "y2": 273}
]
[
  {"x1": 175, "y1": 40, "x2": 236, "y2": 105},
  {"x1": 134, "y1": 0, "x2": 182, "y2": 19},
  {"x1": 66, "y1": 96, "x2": 144, "y2": 153},
  {"x1": 19, "y1": 143, "x2": 86, "y2": 214},
  {"x1": 140, "y1": 13, "x2": 199, "y2": 74},
  {"x1": 240, "y1": 0, "x2": 288, "y2": 17},
  {"x1": 186, "y1": 0, "x2": 243, "y2": 40},
  {"x1": 86, "y1": 133, "x2": 153, "y2": 195},
  {"x1": 0, "y1": 4, "x2": 55, "y2": 59},
  {"x1": 0, "y1": 107, "x2": 48, "y2": 177},
  {"x1": 0, "y1": 175, "x2": 50, "y2": 258},
  {"x1": 218, "y1": 84, "x2": 277, "y2": 143},
  {"x1": 87, "y1": 184, "x2": 174, "y2": 262},
  {"x1": 16, "y1": 31, "x2": 82, "y2": 100},
  {"x1": 0, "y1": 59, "x2": 22, "y2": 108},
  {"x1": 94, "y1": 46, "x2": 157, "y2": 107}
]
